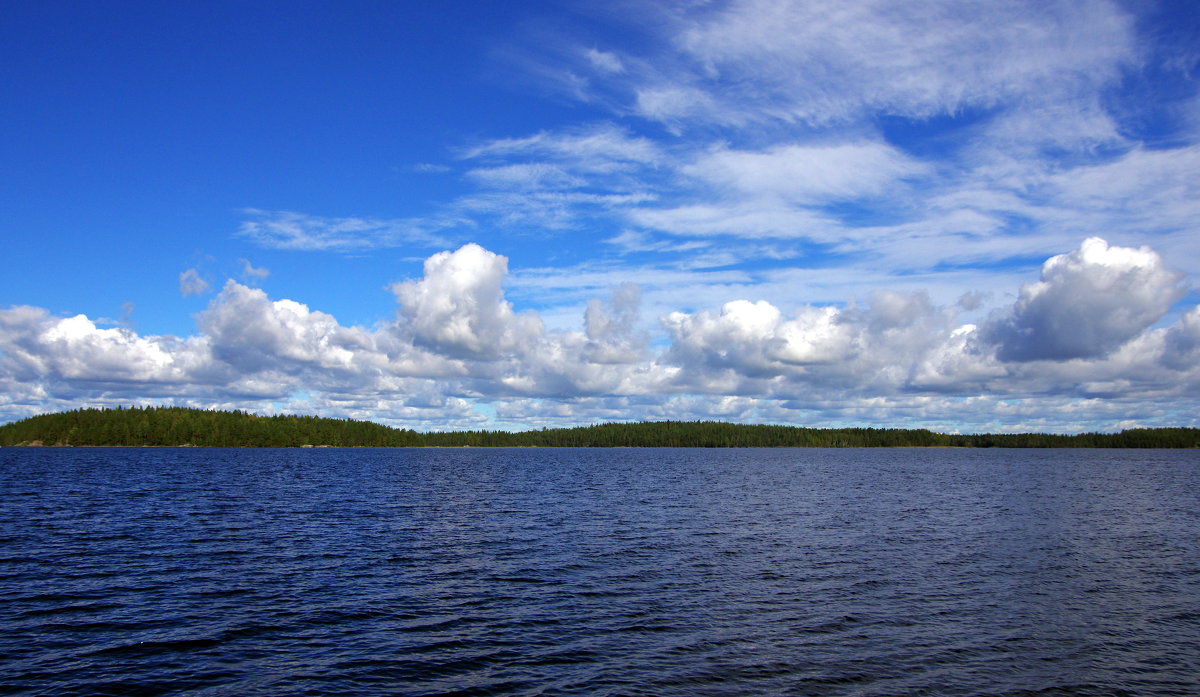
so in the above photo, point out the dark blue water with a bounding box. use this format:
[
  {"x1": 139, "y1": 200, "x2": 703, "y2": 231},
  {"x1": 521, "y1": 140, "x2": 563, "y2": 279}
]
[{"x1": 1, "y1": 448, "x2": 1198, "y2": 696}]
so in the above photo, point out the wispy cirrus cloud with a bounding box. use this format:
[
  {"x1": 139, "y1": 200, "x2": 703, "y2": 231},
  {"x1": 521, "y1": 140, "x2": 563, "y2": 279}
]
[
  {"x1": 237, "y1": 209, "x2": 457, "y2": 252},
  {"x1": 234, "y1": 0, "x2": 1194, "y2": 291},
  {"x1": 583, "y1": 0, "x2": 1137, "y2": 130},
  {"x1": 681, "y1": 142, "x2": 929, "y2": 203},
  {"x1": 459, "y1": 123, "x2": 662, "y2": 166}
]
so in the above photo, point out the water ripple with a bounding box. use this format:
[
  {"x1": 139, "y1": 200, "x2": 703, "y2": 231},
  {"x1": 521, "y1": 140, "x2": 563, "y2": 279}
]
[{"x1": 2, "y1": 446, "x2": 1198, "y2": 695}]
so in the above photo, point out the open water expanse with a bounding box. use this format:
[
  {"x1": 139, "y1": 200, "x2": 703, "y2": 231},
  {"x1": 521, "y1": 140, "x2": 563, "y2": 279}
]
[{"x1": 1, "y1": 447, "x2": 1198, "y2": 696}]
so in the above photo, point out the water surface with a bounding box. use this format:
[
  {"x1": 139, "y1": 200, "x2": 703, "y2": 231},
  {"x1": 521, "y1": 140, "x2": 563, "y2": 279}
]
[{"x1": 2, "y1": 447, "x2": 1198, "y2": 695}]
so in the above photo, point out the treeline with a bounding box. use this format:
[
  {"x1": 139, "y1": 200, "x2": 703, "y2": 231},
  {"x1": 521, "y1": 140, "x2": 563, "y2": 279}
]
[
  {"x1": 0, "y1": 406, "x2": 422, "y2": 448},
  {"x1": 1, "y1": 406, "x2": 1197, "y2": 448},
  {"x1": 418, "y1": 420, "x2": 955, "y2": 448}
]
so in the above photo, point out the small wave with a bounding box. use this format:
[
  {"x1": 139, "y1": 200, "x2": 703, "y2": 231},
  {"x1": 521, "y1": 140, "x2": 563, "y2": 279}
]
[{"x1": 86, "y1": 636, "x2": 223, "y2": 657}]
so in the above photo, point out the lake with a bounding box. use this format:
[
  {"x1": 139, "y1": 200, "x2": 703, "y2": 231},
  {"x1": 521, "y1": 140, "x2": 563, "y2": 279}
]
[{"x1": 1, "y1": 447, "x2": 1198, "y2": 696}]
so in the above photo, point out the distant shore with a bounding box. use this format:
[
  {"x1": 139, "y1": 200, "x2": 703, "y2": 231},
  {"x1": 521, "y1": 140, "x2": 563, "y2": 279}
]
[{"x1": 2, "y1": 407, "x2": 1197, "y2": 449}]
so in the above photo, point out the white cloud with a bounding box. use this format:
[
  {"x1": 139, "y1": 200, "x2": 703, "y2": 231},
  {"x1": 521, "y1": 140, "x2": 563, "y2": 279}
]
[
  {"x1": 461, "y1": 124, "x2": 661, "y2": 168},
  {"x1": 981, "y1": 99, "x2": 1124, "y2": 154},
  {"x1": 0, "y1": 305, "x2": 215, "y2": 388},
  {"x1": 583, "y1": 282, "x2": 647, "y2": 364},
  {"x1": 633, "y1": 85, "x2": 722, "y2": 127},
  {"x1": 465, "y1": 163, "x2": 585, "y2": 191},
  {"x1": 4, "y1": 240, "x2": 1200, "y2": 431},
  {"x1": 664, "y1": 299, "x2": 789, "y2": 376},
  {"x1": 390, "y1": 244, "x2": 541, "y2": 360},
  {"x1": 683, "y1": 141, "x2": 928, "y2": 202},
  {"x1": 982, "y1": 237, "x2": 1186, "y2": 362},
  {"x1": 238, "y1": 209, "x2": 454, "y2": 251},
  {"x1": 618, "y1": 139, "x2": 930, "y2": 245},
  {"x1": 667, "y1": 0, "x2": 1134, "y2": 126},
  {"x1": 198, "y1": 281, "x2": 377, "y2": 374},
  {"x1": 443, "y1": 125, "x2": 666, "y2": 230},
  {"x1": 585, "y1": 48, "x2": 624, "y2": 75},
  {"x1": 629, "y1": 202, "x2": 838, "y2": 239},
  {"x1": 1051, "y1": 147, "x2": 1200, "y2": 216},
  {"x1": 661, "y1": 288, "x2": 966, "y2": 395},
  {"x1": 520, "y1": 0, "x2": 1135, "y2": 135},
  {"x1": 467, "y1": 0, "x2": 1164, "y2": 291}
]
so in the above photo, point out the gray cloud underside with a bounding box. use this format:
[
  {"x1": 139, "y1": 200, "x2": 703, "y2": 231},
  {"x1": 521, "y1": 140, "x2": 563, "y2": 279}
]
[{"x1": 3, "y1": 239, "x2": 1197, "y2": 432}]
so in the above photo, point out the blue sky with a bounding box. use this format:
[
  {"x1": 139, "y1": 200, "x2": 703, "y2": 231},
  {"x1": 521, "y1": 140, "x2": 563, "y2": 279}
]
[{"x1": 2, "y1": 0, "x2": 1199, "y2": 433}]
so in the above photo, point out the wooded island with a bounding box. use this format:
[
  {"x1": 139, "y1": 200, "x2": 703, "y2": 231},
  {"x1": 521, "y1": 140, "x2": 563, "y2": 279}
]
[{"x1": 1, "y1": 406, "x2": 1196, "y2": 448}]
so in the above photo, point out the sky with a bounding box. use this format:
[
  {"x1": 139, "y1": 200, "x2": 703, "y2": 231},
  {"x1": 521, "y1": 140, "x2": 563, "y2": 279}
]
[{"x1": 2, "y1": 0, "x2": 1199, "y2": 433}]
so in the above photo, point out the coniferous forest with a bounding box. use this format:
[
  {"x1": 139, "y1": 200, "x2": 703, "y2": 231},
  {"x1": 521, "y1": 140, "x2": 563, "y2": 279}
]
[{"x1": 0, "y1": 406, "x2": 1197, "y2": 448}]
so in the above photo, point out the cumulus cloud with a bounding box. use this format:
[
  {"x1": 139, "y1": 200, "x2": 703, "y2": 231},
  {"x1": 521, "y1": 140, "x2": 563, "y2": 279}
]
[
  {"x1": 198, "y1": 281, "x2": 375, "y2": 374},
  {"x1": 982, "y1": 237, "x2": 1186, "y2": 362},
  {"x1": 3, "y1": 239, "x2": 1199, "y2": 431},
  {"x1": 661, "y1": 288, "x2": 964, "y2": 396},
  {"x1": 664, "y1": 299, "x2": 793, "y2": 378},
  {"x1": 1160, "y1": 306, "x2": 1200, "y2": 372},
  {"x1": 391, "y1": 244, "x2": 544, "y2": 359},
  {"x1": 0, "y1": 305, "x2": 215, "y2": 387},
  {"x1": 572, "y1": 284, "x2": 645, "y2": 366}
]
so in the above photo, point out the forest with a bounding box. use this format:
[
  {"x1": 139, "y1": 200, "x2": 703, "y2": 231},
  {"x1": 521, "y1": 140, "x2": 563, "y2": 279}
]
[{"x1": 1, "y1": 406, "x2": 1197, "y2": 448}]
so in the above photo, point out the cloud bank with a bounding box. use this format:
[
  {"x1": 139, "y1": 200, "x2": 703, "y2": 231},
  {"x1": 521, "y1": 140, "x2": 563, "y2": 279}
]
[{"x1": 3, "y1": 239, "x2": 1196, "y2": 432}]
